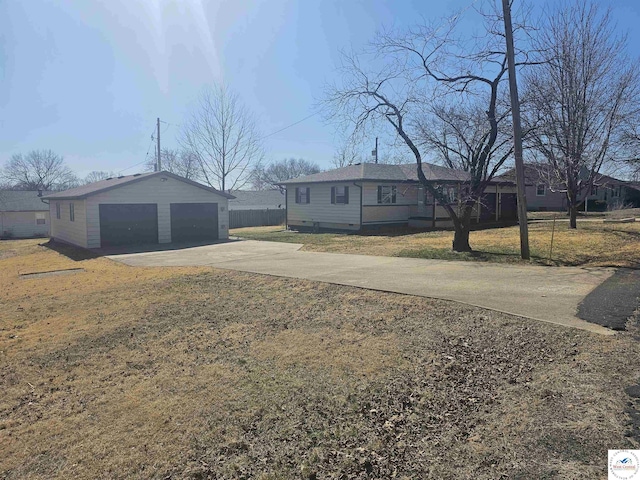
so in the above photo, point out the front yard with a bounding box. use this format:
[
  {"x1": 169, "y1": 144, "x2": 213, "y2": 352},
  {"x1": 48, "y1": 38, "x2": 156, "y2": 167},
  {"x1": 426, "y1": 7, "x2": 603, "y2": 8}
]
[
  {"x1": 1, "y1": 239, "x2": 640, "y2": 479},
  {"x1": 231, "y1": 217, "x2": 640, "y2": 267}
]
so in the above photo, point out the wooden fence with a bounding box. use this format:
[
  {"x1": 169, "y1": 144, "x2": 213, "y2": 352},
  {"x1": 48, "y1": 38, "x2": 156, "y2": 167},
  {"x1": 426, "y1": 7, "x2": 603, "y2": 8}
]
[{"x1": 229, "y1": 209, "x2": 286, "y2": 229}]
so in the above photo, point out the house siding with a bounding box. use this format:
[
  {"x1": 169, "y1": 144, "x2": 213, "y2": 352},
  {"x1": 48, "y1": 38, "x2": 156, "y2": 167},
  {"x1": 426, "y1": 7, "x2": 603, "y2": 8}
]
[
  {"x1": 0, "y1": 211, "x2": 50, "y2": 238},
  {"x1": 49, "y1": 199, "x2": 88, "y2": 247},
  {"x1": 286, "y1": 182, "x2": 361, "y2": 230},
  {"x1": 85, "y1": 175, "x2": 229, "y2": 248}
]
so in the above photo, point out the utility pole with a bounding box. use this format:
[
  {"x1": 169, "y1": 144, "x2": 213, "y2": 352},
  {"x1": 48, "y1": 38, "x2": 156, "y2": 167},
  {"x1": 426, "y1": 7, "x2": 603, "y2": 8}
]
[
  {"x1": 502, "y1": 0, "x2": 530, "y2": 260},
  {"x1": 372, "y1": 137, "x2": 378, "y2": 164},
  {"x1": 157, "y1": 117, "x2": 162, "y2": 172}
]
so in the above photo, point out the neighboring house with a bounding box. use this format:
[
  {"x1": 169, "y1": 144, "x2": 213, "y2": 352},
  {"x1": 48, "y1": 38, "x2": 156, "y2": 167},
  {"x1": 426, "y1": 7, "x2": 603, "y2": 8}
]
[
  {"x1": 279, "y1": 162, "x2": 517, "y2": 231},
  {"x1": 498, "y1": 165, "x2": 640, "y2": 211},
  {"x1": 228, "y1": 190, "x2": 285, "y2": 210},
  {"x1": 43, "y1": 171, "x2": 234, "y2": 249},
  {"x1": 0, "y1": 190, "x2": 51, "y2": 238}
]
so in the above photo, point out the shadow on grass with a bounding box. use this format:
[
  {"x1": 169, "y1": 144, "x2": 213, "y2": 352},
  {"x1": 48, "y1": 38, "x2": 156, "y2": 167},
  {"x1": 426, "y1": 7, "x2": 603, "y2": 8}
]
[{"x1": 43, "y1": 238, "x2": 242, "y2": 262}]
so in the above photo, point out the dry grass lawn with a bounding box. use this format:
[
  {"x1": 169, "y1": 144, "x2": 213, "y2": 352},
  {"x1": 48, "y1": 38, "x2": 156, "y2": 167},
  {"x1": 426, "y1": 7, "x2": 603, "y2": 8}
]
[
  {"x1": 232, "y1": 218, "x2": 640, "y2": 267},
  {"x1": 1, "y1": 239, "x2": 640, "y2": 479}
]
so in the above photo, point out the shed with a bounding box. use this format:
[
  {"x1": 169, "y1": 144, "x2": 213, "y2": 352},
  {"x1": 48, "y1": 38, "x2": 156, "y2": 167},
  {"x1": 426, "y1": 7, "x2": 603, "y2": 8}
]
[
  {"x1": 0, "y1": 190, "x2": 51, "y2": 238},
  {"x1": 43, "y1": 171, "x2": 234, "y2": 249}
]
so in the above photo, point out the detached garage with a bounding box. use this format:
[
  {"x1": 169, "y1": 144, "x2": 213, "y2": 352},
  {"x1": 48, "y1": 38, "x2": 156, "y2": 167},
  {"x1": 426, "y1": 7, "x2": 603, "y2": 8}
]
[{"x1": 44, "y1": 171, "x2": 234, "y2": 249}]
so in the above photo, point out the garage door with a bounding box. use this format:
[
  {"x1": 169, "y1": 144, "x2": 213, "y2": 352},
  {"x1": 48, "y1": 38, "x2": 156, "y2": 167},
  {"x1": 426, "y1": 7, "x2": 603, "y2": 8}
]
[
  {"x1": 170, "y1": 203, "x2": 218, "y2": 243},
  {"x1": 99, "y1": 204, "x2": 158, "y2": 247}
]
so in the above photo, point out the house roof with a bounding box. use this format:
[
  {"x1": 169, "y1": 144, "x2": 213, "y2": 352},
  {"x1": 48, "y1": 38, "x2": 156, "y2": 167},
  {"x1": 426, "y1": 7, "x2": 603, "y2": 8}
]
[
  {"x1": 0, "y1": 190, "x2": 52, "y2": 211},
  {"x1": 229, "y1": 190, "x2": 285, "y2": 210},
  {"x1": 496, "y1": 164, "x2": 631, "y2": 188},
  {"x1": 43, "y1": 171, "x2": 235, "y2": 200},
  {"x1": 279, "y1": 162, "x2": 473, "y2": 185}
]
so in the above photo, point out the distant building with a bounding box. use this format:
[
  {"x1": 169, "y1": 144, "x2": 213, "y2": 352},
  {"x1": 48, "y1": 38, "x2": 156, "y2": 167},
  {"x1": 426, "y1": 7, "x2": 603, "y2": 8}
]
[
  {"x1": 0, "y1": 190, "x2": 51, "y2": 238},
  {"x1": 497, "y1": 165, "x2": 640, "y2": 211},
  {"x1": 228, "y1": 190, "x2": 285, "y2": 210}
]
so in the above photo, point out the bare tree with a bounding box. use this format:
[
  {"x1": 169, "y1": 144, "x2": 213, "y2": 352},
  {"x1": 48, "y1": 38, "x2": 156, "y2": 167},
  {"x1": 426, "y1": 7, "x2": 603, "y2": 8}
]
[
  {"x1": 325, "y1": 4, "x2": 530, "y2": 251},
  {"x1": 144, "y1": 149, "x2": 201, "y2": 180},
  {"x1": 523, "y1": 1, "x2": 640, "y2": 228},
  {"x1": 250, "y1": 158, "x2": 321, "y2": 193},
  {"x1": 1, "y1": 150, "x2": 78, "y2": 191},
  {"x1": 84, "y1": 171, "x2": 116, "y2": 184},
  {"x1": 180, "y1": 85, "x2": 264, "y2": 192}
]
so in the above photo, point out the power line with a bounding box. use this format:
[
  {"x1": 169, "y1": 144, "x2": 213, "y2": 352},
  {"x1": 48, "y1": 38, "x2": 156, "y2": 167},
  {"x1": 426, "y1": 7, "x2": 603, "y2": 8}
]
[
  {"x1": 260, "y1": 112, "x2": 318, "y2": 140},
  {"x1": 118, "y1": 126, "x2": 156, "y2": 174}
]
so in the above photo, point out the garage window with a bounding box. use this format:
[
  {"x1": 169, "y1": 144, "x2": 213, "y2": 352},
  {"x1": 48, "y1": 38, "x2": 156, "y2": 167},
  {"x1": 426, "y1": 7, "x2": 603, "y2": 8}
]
[
  {"x1": 56, "y1": 203, "x2": 61, "y2": 219},
  {"x1": 69, "y1": 203, "x2": 75, "y2": 222}
]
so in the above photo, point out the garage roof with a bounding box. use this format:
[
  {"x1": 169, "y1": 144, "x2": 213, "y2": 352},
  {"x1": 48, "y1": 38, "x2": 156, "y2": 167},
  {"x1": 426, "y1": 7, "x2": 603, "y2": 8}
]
[{"x1": 43, "y1": 171, "x2": 235, "y2": 200}]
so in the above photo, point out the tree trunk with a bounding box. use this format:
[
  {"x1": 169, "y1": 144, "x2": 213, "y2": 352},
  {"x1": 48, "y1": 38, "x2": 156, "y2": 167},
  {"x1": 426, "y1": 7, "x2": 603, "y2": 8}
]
[
  {"x1": 569, "y1": 204, "x2": 577, "y2": 229},
  {"x1": 452, "y1": 225, "x2": 472, "y2": 252},
  {"x1": 452, "y1": 204, "x2": 473, "y2": 252},
  {"x1": 567, "y1": 190, "x2": 578, "y2": 229}
]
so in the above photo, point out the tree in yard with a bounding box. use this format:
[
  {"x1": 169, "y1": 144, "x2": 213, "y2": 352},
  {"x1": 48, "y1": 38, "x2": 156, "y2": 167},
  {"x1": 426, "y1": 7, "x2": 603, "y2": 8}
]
[
  {"x1": 1, "y1": 150, "x2": 79, "y2": 191},
  {"x1": 180, "y1": 85, "x2": 265, "y2": 192},
  {"x1": 522, "y1": 1, "x2": 640, "y2": 228},
  {"x1": 144, "y1": 148, "x2": 201, "y2": 180},
  {"x1": 325, "y1": 4, "x2": 530, "y2": 251},
  {"x1": 250, "y1": 158, "x2": 320, "y2": 193},
  {"x1": 84, "y1": 171, "x2": 116, "y2": 184}
]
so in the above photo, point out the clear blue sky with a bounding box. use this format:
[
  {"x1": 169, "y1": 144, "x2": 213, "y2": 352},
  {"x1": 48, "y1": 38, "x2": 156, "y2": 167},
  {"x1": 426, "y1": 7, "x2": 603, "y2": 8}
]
[{"x1": 1, "y1": 0, "x2": 639, "y2": 177}]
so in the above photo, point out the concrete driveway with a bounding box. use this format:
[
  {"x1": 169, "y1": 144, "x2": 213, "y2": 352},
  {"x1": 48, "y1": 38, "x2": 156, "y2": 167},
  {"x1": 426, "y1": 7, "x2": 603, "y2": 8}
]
[{"x1": 109, "y1": 240, "x2": 614, "y2": 335}]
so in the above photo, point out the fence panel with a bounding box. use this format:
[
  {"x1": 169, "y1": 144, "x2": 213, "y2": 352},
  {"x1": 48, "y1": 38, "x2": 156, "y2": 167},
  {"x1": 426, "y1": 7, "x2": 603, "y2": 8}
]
[{"x1": 229, "y1": 209, "x2": 286, "y2": 228}]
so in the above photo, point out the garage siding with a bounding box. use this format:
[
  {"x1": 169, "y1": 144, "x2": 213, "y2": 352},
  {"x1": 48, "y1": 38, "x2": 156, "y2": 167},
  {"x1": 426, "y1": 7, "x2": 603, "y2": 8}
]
[
  {"x1": 49, "y1": 199, "x2": 88, "y2": 247},
  {"x1": 84, "y1": 175, "x2": 229, "y2": 248}
]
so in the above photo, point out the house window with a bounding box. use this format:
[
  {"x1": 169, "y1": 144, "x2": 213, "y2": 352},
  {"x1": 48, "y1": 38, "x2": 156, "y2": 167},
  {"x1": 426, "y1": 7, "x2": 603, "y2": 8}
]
[
  {"x1": 295, "y1": 187, "x2": 310, "y2": 204},
  {"x1": 612, "y1": 186, "x2": 619, "y2": 198},
  {"x1": 56, "y1": 203, "x2": 61, "y2": 219},
  {"x1": 536, "y1": 184, "x2": 546, "y2": 196},
  {"x1": 591, "y1": 185, "x2": 598, "y2": 195},
  {"x1": 377, "y1": 185, "x2": 397, "y2": 204},
  {"x1": 69, "y1": 203, "x2": 75, "y2": 222},
  {"x1": 35, "y1": 213, "x2": 46, "y2": 225},
  {"x1": 331, "y1": 186, "x2": 349, "y2": 204}
]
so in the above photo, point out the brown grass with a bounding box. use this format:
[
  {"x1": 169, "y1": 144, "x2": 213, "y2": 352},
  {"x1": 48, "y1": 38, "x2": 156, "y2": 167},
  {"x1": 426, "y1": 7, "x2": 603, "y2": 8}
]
[
  {"x1": 232, "y1": 219, "x2": 640, "y2": 267},
  {"x1": 1, "y1": 239, "x2": 640, "y2": 479}
]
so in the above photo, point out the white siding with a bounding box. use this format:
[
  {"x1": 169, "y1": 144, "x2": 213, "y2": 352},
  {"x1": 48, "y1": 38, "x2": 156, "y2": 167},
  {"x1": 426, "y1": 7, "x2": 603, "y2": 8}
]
[
  {"x1": 287, "y1": 182, "x2": 360, "y2": 229},
  {"x1": 0, "y1": 211, "x2": 50, "y2": 238},
  {"x1": 49, "y1": 200, "x2": 88, "y2": 247},
  {"x1": 362, "y1": 183, "x2": 418, "y2": 206},
  {"x1": 85, "y1": 175, "x2": 229, "y2": 248}
]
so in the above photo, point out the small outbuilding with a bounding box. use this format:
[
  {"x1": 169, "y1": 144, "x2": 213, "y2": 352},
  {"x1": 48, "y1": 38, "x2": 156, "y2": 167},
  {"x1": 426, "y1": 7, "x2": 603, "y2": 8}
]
[
  {"x1": 0, "y1": 190, "x2": 51, "y2": 238},
  {"x1": 43, "y1": 171, "x2": 234, "y2": 249}
]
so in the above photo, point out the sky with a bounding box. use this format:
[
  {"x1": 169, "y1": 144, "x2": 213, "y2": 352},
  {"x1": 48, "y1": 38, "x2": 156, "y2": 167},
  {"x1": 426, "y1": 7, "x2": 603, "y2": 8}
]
[{"x1": 1, "y1": 0, "x2": 639, "y2": 179}]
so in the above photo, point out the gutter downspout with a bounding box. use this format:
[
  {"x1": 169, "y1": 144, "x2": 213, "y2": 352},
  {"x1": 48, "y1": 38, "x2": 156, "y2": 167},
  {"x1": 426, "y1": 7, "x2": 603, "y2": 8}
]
[{"x1": 284, "y1": 186, "x2": 288, "y2": 230}]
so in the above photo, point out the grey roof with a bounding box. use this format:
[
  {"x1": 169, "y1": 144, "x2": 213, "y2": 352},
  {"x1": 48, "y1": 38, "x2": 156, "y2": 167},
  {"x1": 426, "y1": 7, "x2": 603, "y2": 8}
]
[
  {"x1": 496, "y1": 164, "x2": 631, "y2": 188},
  {"x1": 43, "y1": 171, "x2": 235, "y2": 200},
  {"x1": 279, "y1": 162, "x2": 472, "y2": 185},
  {"x1": 229, "y1": 190, "x2": 285, "y2": 210},
  {"x1": 0, "y1": 190, "x2": 52, "y2": 211}
]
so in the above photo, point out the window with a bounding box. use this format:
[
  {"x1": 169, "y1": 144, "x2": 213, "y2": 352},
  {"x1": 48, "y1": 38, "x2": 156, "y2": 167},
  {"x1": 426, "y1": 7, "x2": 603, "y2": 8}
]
[
  {"x1": 377, "y1": 185, "x2": 397, "y2": 204},
  {"x1": 56, "y1": 203, "x2": 61, "y2": 219},
  {"x1": 69, "y1": 203, "x2": 75, "y2": 222},
  {"x1": 295, "y1": 187, "x2": 310, "y2": 204},
  {"x1": 35, "y1": 213, "x2": 46, "y2": 225},
  {"x1": 612, "y1": 186, "x2": 619, "y2": 198},
  {"x1": 591, "y1": 185, "x2": 598, "y2": 196},
  {"x1": 331, "y1": 186, "x2": 349, "y2": 204},
  {"x1": 536, "y1": 184, "x2": 546, "y2": 196}
]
